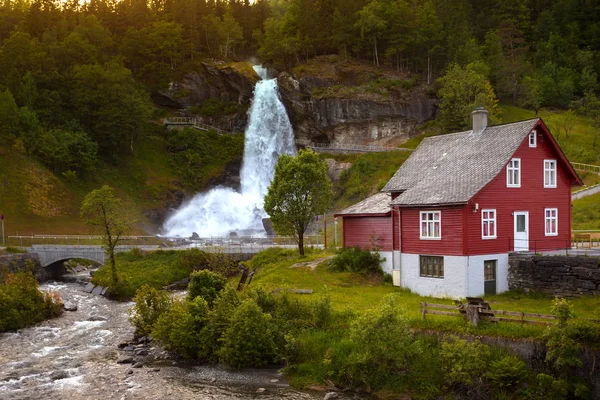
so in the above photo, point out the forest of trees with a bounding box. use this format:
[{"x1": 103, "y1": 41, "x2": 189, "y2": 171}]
[{"x1": 0, "y1": 0, "x2": 598, "y2": 174}]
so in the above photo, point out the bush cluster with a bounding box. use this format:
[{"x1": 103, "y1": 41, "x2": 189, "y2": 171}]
[
  {"x1": 0, "y1": 269, "x2": 63, "y2": 332},
  {"x1": 129, "y1": 282, "x2": 335, "y2": 368},
  {"x1": 328, "y1": 246, "x2": 383, "y2": 274}
]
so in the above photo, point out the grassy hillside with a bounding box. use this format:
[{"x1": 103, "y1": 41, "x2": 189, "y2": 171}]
[
  {"x1": 0, "y1": 128, "x2": 243, "y2": 237},
  {"x1": 0, "y1": 135, "x2": 179, "y2": 236}
]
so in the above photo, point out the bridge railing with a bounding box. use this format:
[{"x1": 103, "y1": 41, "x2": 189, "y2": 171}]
[
  {"x1": 7, "y1": 235, "x2": 164, "y2": 247},
  {"x1": 163, "y1": 117, "x2": 234, "y2": 136}
]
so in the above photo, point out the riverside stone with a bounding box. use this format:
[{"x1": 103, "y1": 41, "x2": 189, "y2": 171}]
[
  {"x1": 117, "y1": 355, "x2": 134, "y2": 364},
  {"x1": 63, "y1": 302, "x2": 78, "y2": 311}
]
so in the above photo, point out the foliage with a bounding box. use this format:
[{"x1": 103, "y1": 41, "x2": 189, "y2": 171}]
[
  {"x1": 166, "y1": 128, "x2": 244, "y2": 191},
  {"x1": 218, "y1": 299, "x2": 278, "y2": 368},
  {"x1": 197, "y1": 98, "x2": 240, "y2": 117},
  {"x1": 551, "y1": 297, "x2": 575, "y2": 328},
  {"x1": 80, "y1": 185, "x2": 134, "y2": 285},
  {"x1": 486, "y1": 355, "x2": 528, "y2": 390},
  {"x1": 0, "y1": 270, "x2": 62, "y2": 332},
  {"x1": 437, "y1": 62, "x2": 502, "y2": 133},
  {"x1": 326, "y1": 295, "x2": 418, "y2": 390},
  {"x1": 187, "y1": 270, "x2": 228, "y2": 305},
  {"x1": 439, "y1": 336, "x2": 491, "y2": 388},
  {"x1": 91, "y1": 250, "x2": 191, "y2": 299},
  {"x1": 178, "y1": 248, "x2": 209, "y2": 271},
  {"x1": 264, "y1": 149, "x2": 332, "y2": 255},
  {"x1": 329, "y1": 246, "x2": 384, "y2": 275},
  {"x1": 128, "y1": 284, "x2": 171, "y2": 336},
  {"x1": 152, "y1": 297, "x2": 213, "y2": 360}
]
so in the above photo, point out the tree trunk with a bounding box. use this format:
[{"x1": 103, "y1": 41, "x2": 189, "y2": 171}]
[
  {"x1": 110, "y1": 248, "x2": 118, "y2": 284},
  {"x1": 427, "y1": 48, "x2": 431, "y2": 85},
  {"x1": 298, "y1": 232, "x2": 304, "y2": 256},
  {"x1": 374, "y1": 37, "x2": 379, "y2": 67}
]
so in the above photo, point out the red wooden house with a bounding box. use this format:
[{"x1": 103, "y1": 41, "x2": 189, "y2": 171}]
[{"x1": 335, "y1": 108, "x2": 583, "y2": 298}]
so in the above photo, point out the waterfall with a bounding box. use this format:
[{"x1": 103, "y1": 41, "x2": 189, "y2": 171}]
[{"x1": 162, "y1": 65, "x2": 295, "y2": 237}]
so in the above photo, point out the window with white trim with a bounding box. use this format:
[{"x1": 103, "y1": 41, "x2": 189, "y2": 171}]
[
  {"x1": 544, "y1": 159, "x2": 557, "y2": 188},
  {"x1": 529, "y1": 130, "x2": 537, "y2": 147},
  {"x1": 420, "y1": 211, "x2": 441, "y2": 239},
  {"x1": 482, "y1": 209, "x2": 497, "y2": 239},
  {"x1": 545, "y1": 208, "x2": 558, "y2": 236},
  {"x1": 420, "y1": 255, "x2": 444, "y2": 278},
  {"x1": 507, "y1": 158, "x2": 521, "y2": 187}
]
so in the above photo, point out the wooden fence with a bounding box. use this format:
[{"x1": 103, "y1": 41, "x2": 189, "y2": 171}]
[{"x1": 420, "y1": 301, "x2": 558, "y2": 326}]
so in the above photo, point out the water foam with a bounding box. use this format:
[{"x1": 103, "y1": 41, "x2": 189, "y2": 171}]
[{"x1": 162, "y1": 65, "x2": 295, "y2": 237}]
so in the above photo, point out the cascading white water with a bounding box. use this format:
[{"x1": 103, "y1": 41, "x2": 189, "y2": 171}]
[{"x1": 162, "y1": 65, "x2": 295, "y2": 237}]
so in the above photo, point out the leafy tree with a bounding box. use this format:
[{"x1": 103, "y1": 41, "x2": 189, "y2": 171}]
[
  {"x1": 80, "y1": 185, "x2": 134, "y2": 284},
  {"x1": 264, "y1": 149, "x2": 332, "y2": 255},
  {"x1": 520, "y1": 75, "x2": 544, "y2": 115},
  {"x1": 355, "y1": 0, "x2": 386, "y2": 67},
  {"x1": 0, "y1": 89, "x2": 20, "y2": 143},
  {"x1": 437, "y1": 62, "x2": 501, "y2": 133},
  {"x1": 71, "y1": 60, "x2": 154, "y2": 160}
]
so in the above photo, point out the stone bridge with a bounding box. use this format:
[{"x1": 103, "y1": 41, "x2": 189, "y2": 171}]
[{"x1": 29, "y1": 245, "x2": 160, "y2": 267}]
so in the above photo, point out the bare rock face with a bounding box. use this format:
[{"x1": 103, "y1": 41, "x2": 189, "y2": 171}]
[
  {"x1": 325, "y1": 159, "x2": 352, "y2": 182},
  {"x1": 277, "y1": 57, "x2": 437, "y2": 146},
  {"x1": 152, "y1": 62, "x2": 259, "y2": 132}
]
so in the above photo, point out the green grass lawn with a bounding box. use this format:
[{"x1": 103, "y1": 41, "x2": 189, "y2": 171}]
[
  {"x1": 249, "y1": 248, "x2": 600, "y2": 340},
  {"x1": 91, "y1": 250, "x2": 190, "y2": 298}
]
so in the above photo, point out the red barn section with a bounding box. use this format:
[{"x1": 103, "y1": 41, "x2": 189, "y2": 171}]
[{"x1": 343, "y1": 216, "x2": 393, "y2": 251}]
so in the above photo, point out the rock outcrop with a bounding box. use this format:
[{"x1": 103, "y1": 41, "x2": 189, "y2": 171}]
[
  {"x1": 277, "y1": 56, "x2": 437, "y2": 146},
  {"x1": 153, "y1": 62, "x2": 260, "y2": 133}
]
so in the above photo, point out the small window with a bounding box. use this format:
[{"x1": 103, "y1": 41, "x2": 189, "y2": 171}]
[
  {"x1": 484, "y1": 260, "x2": 497, "y2": 281},
  {"x1": 544, "y1": 160, "x2": 557, "y2": 188},
  {"x1": 420, "y1": 255, "x2": 444, "y2": 278},
  {"x1": 506, "y1": 158, "x2": 521, "y2": 187},
  {"x1": 529, "y1": 130, "x2": 537, "y2": 147},
  {"x1": 545, "y1": 208, "x2": 558, "y2": 236},
  {"x1": 482, "y1": 209, "x2": 497, "y2": 239},
  {"x1": 420, "y1": 211, "x2": 441, "y2": 239}
]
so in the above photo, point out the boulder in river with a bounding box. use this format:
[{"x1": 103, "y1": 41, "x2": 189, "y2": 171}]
[
  {"x1": 63, "y1": 302, "x2": 78, "y2": 312},
  {"x1": 117, "y1": 355, "x2": 134, "y2": 364}
]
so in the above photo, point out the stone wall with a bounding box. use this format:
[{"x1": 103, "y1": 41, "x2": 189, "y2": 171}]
[
  {"x1": 508, "y1": 253, "x2": 600, "y2": 296},
  {"x1": 0, "y1": 253, "x2": 51, "y2": 281}
]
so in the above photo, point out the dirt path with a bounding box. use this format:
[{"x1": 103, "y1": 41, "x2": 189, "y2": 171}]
[{"x1": 288, "y1": 256, "x2": 334, "y2": 271}]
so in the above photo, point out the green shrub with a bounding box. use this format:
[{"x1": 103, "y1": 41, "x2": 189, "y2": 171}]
[
  {"x1": 188, "y1": 270, "x2": 227, "y2": 305},
  {"x1": 0, "y1": 271, "x2": 63, "y2": 332},
  {"x1": 439, "y1": 336, "x2": 491, "y2": 388},
  {"x1": 486, "y1": 354, "x2": 528, "y2": 390},
  {"x1": 128, "y1": 284, "x2": 171, "y2": 336},
  {"x1": 219, "y1": 299, "x2": 278, "y2": 368},
  {"x1": 311, "y1": 289, "x2": 332, "y2": 329},
  {"x1": 329, "y1": 246, "x2": 383, "y2": 274},
  {"x1": 178, "y1": 248, "x2": 208, "y2": 271},
  {"x1": 208, "y1": 285, "x2": 241, "y2": 346},
  {"x1": 204, "y1": 250, "x2": 239, "y2": 277},
  {"x1": 105, "y1": 273, "x2": 135, "y2": 301},
  {"x1": 4, "y1": 246, "x2": 27, "y2": 254},
  {"x1": 328, "y1": 295, "x2": 418, "y2": 390},
  {"x1": 273, "y1": 291, "x2": 314, "y2": 330},
  {"x1": 151, "y1": 297, "x2": 212, "y2": 360},
  {"x1": 248, "y1": 285, "x2": 278, "y2": 313}
]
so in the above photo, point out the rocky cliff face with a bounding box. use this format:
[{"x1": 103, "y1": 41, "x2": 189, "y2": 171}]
[
  {"x1": 277, "y1": 56, "x2": 437, "y2": 146},
  {"x1": 153, "y1": 62, "x2": 259, "y2": 133}
]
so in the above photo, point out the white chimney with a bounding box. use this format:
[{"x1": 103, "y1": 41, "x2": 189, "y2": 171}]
[{"x1": 472, "y1": 107, "x2": 488, "y2": 134}]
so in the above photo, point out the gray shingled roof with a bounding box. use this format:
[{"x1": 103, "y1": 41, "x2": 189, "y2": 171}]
[
  {"x1": 336, "y1": 192, "x2": 391, "y2": 215},
  {"x1": 382, "y1": 119, "x2": 539, "y2": 206}
]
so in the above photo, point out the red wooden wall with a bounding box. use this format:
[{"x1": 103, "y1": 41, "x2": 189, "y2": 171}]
[
  {"x1": 397, "y1": 206, "x2": 464, "y2": 255},
  {"x1": 343, "y1": 216, "x2": 393, "y2": 251},
  {"x1": 466, "y1": 124, "x2": 574, "y2": 254}
]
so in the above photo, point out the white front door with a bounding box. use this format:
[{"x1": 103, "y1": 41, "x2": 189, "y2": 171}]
[{"x1": 513, "y1": 212, "x2": 529, "y2": 251}]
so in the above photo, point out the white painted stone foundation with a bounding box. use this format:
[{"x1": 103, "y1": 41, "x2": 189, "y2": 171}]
[
  {"x1": 378, "y1": 251, "x2": 394, "y2": 274},
  {"x1": 392, "y1": 252, "x2": 509, "y2": 298}
]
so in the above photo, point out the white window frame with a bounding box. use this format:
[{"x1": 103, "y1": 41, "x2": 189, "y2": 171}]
[
  {"x1": 529, "y1": 130, "x2": 537, "y2": 147},
  {"x1": 544, "y1": 208, "x2": 558, "y2": 236},
  {"x1": 481, "y1": 209, "x2": 497, "y2": 239},
  {"x1": 544, "y1": 159, "x2": 557, "y2": 188},
  {"x1": 420, "y1": 211, "x2": 441, "y2": 240},
  {"x1": 506, "y1": 158, "x2": 521, "y2": 188}
]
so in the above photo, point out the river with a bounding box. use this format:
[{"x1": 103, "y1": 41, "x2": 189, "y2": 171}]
[{"x1": 0, "y1": 276, "x2": 355, "y2": 400}]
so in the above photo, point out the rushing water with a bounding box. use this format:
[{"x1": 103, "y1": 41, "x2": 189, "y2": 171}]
[
  {"x1": 0, "y1": 277, "x2": 351, "y2": 400},
  {"x1": 162, "y1": 65, "x2": 296, "y2": 238}
]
